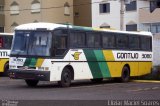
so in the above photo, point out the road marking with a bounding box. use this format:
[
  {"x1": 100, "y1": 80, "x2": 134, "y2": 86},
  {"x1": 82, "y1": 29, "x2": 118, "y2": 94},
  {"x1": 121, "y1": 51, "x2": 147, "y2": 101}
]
[
  {"x1": 70, "y1": 83, "x2": 123, "y2": 89},
  {"x1": 129, "y1": 88, "x2": 143, "y2": 92},
  {"x1": 129, "y1": 87, "x2": 160, "y2": 92},
  {"x1": 152, "y1": 87, "x2": 159, "y2": 90},
  {"x1": 143, "y1": 88, "x2": 151, "y2": 91},
  {"x1": 131, "y1": 80, "x2": 160, "y2": 83}
]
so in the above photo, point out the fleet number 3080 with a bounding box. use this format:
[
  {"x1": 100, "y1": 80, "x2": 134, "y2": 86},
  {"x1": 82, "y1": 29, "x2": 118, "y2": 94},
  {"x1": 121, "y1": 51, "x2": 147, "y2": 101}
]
[{"x1": 142, "y1": 54, "x2": 152, "y2": 59}]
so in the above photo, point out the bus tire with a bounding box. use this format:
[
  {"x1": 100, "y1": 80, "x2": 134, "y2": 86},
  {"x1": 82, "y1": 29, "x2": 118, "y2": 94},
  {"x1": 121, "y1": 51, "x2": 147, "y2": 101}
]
[
  {"x1": 58, "y1": 68, "x2": 72, "y2": 87},
  {"x1": 121, "y1": 66, "x2": 130, "y2": 82},
  {"x1": 91, "y1": 78, "x2": 103, "y2": 83},
  {"x1": 25, "y1": 80, "x2": 39, "y2": 87},
  {"x1": 3, "y1": 63, "x2": 9, "y2": 77}
]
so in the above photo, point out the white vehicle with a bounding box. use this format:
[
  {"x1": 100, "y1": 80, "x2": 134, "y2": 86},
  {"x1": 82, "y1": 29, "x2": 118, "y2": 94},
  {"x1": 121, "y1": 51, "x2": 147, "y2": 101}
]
[{"x1": 9, "y1": 23, "x2": 152, "y2": 87}]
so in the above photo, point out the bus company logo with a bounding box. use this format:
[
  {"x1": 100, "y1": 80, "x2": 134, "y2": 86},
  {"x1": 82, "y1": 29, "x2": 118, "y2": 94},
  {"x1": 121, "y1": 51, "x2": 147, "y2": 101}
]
[{"x1": 72, "y1": 52, "x2": 82, "y2": 60}]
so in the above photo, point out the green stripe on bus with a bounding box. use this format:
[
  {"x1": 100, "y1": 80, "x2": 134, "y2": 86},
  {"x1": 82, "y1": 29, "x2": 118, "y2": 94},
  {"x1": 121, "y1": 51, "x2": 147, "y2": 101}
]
[
  {"x1": 24, "y1": 58, "x2": 32, "y2": 66},
  {"x1": 29, "y1": 58, "x2": 38, "y2": 67},
  {"x1": 83, "y1": 50, "x2": 103, "y2": 78},
  {"x1": 24, "y1": 58, "x2": 38, "y2": 67},
  {"x1": 94, "y1": 50, "x2": 111, "y2": 78}
]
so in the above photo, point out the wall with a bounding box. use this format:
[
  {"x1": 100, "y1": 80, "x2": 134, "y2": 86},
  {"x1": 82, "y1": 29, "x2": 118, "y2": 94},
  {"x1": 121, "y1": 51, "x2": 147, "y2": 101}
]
[
  {"x1": 73, "y1": 0, "x2": 92, "y2": 27},
  {"x1": 4, "y1": 0, "x2": 73, "y2": 32},
  {"x1": 92, "y1": 0, "x2": 150, "y2": 30},
  {"x1": 92, "y1": 0, "x2": 120, "y2": 29},
  {"x1": 153, "y1": 34, "x2": 160, "y2": 66}
]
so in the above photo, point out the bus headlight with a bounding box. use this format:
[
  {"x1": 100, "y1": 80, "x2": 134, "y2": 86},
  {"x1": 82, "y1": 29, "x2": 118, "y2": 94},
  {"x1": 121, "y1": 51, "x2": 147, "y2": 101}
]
[{"x1": 9, "y1": 65, "x2": 16, "y2": 69}]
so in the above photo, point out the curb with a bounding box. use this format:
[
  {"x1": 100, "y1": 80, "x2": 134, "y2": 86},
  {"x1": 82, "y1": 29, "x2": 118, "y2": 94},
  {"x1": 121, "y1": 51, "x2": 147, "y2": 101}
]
[{"x1": 131, "y1": 80, "x2": 160, "y2": 83}]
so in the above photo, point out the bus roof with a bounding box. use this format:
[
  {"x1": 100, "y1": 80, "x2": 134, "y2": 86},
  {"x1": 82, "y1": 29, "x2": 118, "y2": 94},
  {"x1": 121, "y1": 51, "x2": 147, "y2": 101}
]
[
  {"x1": 0, "y1": 33, "x2": 13, "y2": 36},
  {"x1": 15, "y1": 22, "x2": 152, "y2": 36},
  {"x1": 15, "y1": 23, "x2": 67, "y2": 31}
]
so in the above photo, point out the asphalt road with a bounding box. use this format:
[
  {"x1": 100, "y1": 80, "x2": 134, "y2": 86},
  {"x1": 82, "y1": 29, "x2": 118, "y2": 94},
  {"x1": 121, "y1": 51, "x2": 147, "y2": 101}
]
[{"x1": 0, "y1": 77, "x2": 160, "y2": 106}]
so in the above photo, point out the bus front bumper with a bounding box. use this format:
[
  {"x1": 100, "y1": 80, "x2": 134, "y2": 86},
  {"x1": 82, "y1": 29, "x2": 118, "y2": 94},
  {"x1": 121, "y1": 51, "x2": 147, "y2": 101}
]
[{"x1": 8, "y1": 69, "x2": 50, "y2": 81}]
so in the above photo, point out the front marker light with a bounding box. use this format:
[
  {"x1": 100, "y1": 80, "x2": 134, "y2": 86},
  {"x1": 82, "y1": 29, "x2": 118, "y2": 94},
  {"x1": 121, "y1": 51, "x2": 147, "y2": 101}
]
[
  {"x1": 38, "y1": 67, "x2": 49, "y2": 71},
  {"x1": 9, "y1": 65, "x2": 16, "y2": 69},
  {"x1": 45, "y1": 67, "x2": 49, "y2": 71},
  {"x1": 38, "y1": 67, "x2": 45, "y2": 71}
]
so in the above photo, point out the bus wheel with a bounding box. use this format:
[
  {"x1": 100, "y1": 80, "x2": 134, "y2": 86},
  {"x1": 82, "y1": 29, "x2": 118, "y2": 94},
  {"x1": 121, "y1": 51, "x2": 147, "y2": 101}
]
[
  {"x1": 25, "y1": 80, "x2": 39, "y2": 87},
  {"x1": 58, "y1": 68, "x2": 71, "y2": 87},
  {"x1": 3, "y1": 63, "x2": 9, "y2": 77},
  {"x1": 121, "y1": 66, "x2": 130, "y2": 82},
  {"x1": 91, "y1": 78, "x2": 103, "y2": 83}
]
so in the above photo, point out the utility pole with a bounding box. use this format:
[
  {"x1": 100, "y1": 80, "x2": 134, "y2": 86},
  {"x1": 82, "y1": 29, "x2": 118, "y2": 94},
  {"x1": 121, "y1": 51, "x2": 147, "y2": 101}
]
[
  {"x1": 120, "y1": 0, "x2": 125, "y2": 31},
  {"x1": 40, "y1": 0, "x2": 43, "y2": 22}
]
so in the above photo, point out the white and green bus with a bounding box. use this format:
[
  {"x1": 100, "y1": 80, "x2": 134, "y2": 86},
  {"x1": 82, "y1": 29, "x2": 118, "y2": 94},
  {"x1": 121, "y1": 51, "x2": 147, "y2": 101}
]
[{"x1": 9, "y1": 23, "x2": 152, "y2": 87}]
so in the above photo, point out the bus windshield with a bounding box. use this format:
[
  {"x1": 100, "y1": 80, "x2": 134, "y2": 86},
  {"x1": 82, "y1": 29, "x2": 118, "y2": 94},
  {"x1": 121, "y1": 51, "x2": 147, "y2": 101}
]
[{"x1": 11, "y1": 31, "x2": 52, "y2": 57}]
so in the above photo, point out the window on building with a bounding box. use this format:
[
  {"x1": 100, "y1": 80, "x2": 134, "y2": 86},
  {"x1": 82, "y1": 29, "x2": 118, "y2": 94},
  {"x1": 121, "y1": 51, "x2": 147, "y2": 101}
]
[
  {"x1": 158, "y1": 25, "x2": 160, "y2": 33},
  {"x1": 126, "y1": 24, "x2": 137, "y2": 31},
  {"x1": 0, "y1": 27, "x2": 4, "y2": 32},
  {"x1": 150, "y1": 1, "x2": 157, "y2": 12},
  {"x1": 150, "y1": 1, "x2": 160, "y2": 12},
  {"x1": 126, "y1": 1, "x2": 137, "y2": 11},
  {"x1": 64, "y1": 2, "x2": 70, "y2": 16},
  {"x1": 99, "y1": 3, "x2": 110, "y2": 13},
  {"x1": 11, "y1": 22, "x2": 18, "y2": 32},
  {"x1": 100, "y1": 23, "x2": 110, "y2": 29},
  {"x1": 10, "y1": 1, "x2": 19, "y2": 15},
  {"x1": 100, "y1": 26, "x2": 110, "y2": 29},
  {"x1": 33, "y1": 20, "x2": 39, "y2": 23},
  {"x1": 31, "y1": 0, "x2": 41, "y2": 13},
  {"x1": 151, "y1": 25, "x2": 157, "y2": 34},
  {"x1": 158, "y1": 1, "x2": 160, "y2": 7},
  {"x1": 0, "y1": 5, "x2": 4, "y2": 14},
  {"x1": 150, "y1": 23, "x2": 160, "y2": 34},
  {"x1": 74, "y1": 12, "x2": 79, "y2": 17}
]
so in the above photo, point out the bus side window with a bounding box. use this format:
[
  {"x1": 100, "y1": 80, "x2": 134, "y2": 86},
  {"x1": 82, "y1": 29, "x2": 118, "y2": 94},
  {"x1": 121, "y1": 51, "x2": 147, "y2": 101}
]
[
  {"x1": 54, "y1": 29, "x2": 68, "y2": 56},
  {"x1": 4, "y1": 36, "x2": 12, "y2": 49},
  {"x1": 102, "y1": 33, "x2": 115, "y2": 48},
  {"x1": 56, "y1": 36, "x2": 67, "y2": 49},
  {"x1": 141, "y1": 36, "x2": 152, "y2": 51},
  {"x1": 116, "y1": 34, "x2": 128, "y2": 49},
  {"x1": 129, "y1": 36, "x2": 140, "y2": 50},
  {"x1": 70, "y1": 32, "x2": 85, "y2": 48},
  {"x1": 0, "y1": 36, "x2": 3, "y2": 48},
  {"x1": 87, "y1": 32, "x2": 101, "y2": 48}
]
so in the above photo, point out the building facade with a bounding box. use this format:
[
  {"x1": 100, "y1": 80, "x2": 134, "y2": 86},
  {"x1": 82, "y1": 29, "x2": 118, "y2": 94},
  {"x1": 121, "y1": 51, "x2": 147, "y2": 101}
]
[
  {"x1": 91, "y1": 0, "x2": 160, "y2": 35},
  {"x1": 3, "y1": 0, "x2": 160, "y2": 34},
  {"x1": 73, "y1": 0, "x2": 92, "y2": 27},
  {"x1": 4, "y1": 0, "x2": 73, "y2": 32},
  {"x1": 139, "y1": 0, "x2": 160, "y2": 35},
  {"x1": 92, "y1": 0, "x2": 149, "y2": 31},
  {"x1": 0, "y1": 0, "x2": 4, "y2": 32}
]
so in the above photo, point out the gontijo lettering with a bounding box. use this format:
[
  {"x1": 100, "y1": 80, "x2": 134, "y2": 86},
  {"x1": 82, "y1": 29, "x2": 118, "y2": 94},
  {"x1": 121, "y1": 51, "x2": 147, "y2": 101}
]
[{"x1": 117, "y1": 53, "x2": 139, "y2": 59}]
